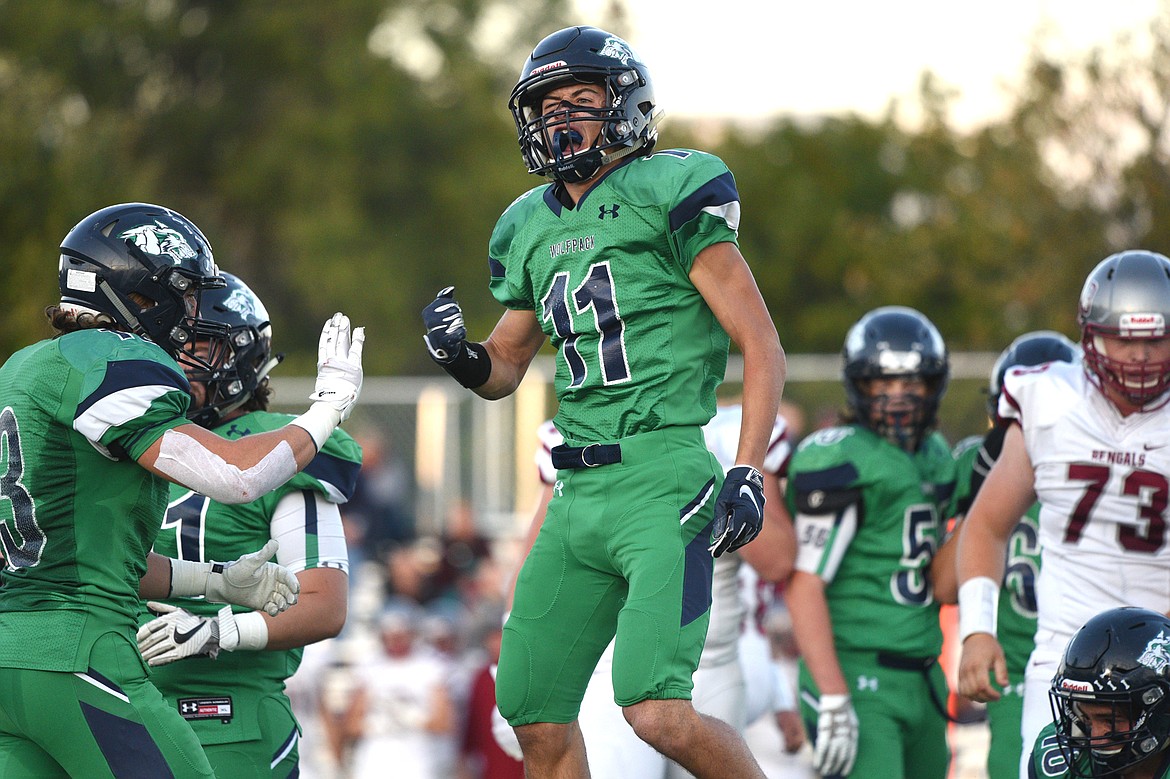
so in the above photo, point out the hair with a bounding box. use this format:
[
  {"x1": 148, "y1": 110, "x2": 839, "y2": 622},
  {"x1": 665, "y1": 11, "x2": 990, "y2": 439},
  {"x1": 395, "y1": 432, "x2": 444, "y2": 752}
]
[
  {"x1": 44, "y1": 304, "x2": 116, "y2": 335},
  {"x1": 234, "y1": 378, "x2": 273, "y2": 414}
]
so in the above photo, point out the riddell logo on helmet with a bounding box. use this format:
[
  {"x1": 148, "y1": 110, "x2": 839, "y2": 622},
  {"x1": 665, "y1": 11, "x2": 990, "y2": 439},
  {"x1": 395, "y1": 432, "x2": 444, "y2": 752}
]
[
  {"x1": 530, "y1": 61, "x2": 567, "y2": 76},
  {"x1": 1059, "y1": 679, "x2": 1094, "y2": 692},
  {"x1": 1119, "y1": 313, "x2": 1166, "y2": 336}
]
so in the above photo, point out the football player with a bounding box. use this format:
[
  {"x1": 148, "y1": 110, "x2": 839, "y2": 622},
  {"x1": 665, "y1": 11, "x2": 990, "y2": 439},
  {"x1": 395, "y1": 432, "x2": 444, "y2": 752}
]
[
  {"x1": 1031, "y1": 606, "x2": 1170, "y2": 778},
  {"x1": 786, "y1": 306, "x2": 957, "y2": 778},
  {"x1": 0, "y1": 203, "x2": 363, "y2": 777},
  {"x1": 958, "y1": 250, "x2": 1170, "y2": 778},
  {"x1": 933, "y1": 330, "x2": 1079, "y2": 779},
  {"x1": 134, "y1": 272, "x2": 361, "y2": 777},
  {"x1": 493, "y1": 407, "x2": 802, "y2": 777},
  {"x1": 422, "y1": 25, "x2": 784, "y2": 778}
]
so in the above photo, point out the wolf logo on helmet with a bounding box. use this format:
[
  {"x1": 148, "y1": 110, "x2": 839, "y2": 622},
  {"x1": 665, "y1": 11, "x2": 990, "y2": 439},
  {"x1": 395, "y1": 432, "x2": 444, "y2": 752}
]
[{"x1": 119, "y1": 221, "x2": 200, "y2": 264}]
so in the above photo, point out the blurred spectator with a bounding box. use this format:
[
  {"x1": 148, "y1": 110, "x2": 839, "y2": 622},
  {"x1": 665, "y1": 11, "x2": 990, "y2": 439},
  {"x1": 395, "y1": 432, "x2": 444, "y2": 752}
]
[
  {"x1": 459, "y1": 623, "x2": 524, "y2": 779},
  {"x1": 345, "y1": 606, "x2": 458, "y2": 779},
  {"x1": 347, "y1": 429, "x2": 415, "y2": 565}
]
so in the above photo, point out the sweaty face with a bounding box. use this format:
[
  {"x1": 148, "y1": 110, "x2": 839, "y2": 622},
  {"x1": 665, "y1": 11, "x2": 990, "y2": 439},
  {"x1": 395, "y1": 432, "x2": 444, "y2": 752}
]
[{"x1": 539, "y1": 82, "x2": 607, "y2": 159}]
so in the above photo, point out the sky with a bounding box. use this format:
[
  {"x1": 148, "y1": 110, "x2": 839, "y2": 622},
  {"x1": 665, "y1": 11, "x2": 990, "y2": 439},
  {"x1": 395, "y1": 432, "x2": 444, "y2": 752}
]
[{"x1": 571, "y1": 0, "x2": 1163, "y2": 128}]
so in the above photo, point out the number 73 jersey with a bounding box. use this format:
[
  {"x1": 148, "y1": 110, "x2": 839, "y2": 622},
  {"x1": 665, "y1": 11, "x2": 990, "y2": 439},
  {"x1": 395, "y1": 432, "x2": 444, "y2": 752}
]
[
  {"x1": 1002, "y1": 359, "x2": 1170, "y2": 643},
  {"x1": 488, "y1": 150, "x2": 740, "y2": 444}
]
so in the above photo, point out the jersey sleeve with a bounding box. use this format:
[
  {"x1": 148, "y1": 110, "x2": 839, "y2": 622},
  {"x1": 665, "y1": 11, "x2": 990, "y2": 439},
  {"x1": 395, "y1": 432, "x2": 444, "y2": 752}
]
[
  {"x1": 661, "y1": 151, "x2": 741, "y2": 273},
  {"x1": 64, "y1": 332, "x2": 192, "y2": 461},
  {"x1": 488, "y1": 187, "x2": 545, "y2": 310},
  {"x1": 290, "y1": 426, "x2": 363, "y2": 504},
  {"x1": 271, "y1": 490, "x2": 350, "y2": 575},
  {"x1": 786, "y1": 429, "x2": 864, "y2": 582}
]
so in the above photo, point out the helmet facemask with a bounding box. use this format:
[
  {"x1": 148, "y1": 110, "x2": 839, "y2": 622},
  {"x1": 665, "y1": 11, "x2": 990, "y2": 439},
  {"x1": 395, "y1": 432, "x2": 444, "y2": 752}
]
[
  {"x1": 1050, "y1": 685, "x2": 1170, "y2": 777},
  {"x1": 851, "y1": 377, "x2": 940, "y2": 452},
  {"x1": 1081, "y1": 329, "x2": 1170, "y2": 410},
  {"x1": 183, "y1": 273, "x2": 281, "y2": 427}
]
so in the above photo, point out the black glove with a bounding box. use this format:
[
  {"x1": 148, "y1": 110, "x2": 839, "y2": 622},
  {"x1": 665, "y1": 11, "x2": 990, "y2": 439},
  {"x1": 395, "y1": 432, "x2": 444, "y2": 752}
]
[
  {"x1": 709, "y1": 465, "x2": 766, "y2": 557},
  {"x1": 422, "y1": 286, "x2": 467, "y2": 364},
  {"x1": 421, "y1": 286, "x2": 492, "y2": 389}
]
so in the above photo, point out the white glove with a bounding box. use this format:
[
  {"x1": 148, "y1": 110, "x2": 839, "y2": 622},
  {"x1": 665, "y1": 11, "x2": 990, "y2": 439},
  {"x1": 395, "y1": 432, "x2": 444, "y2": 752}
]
[
  {"x1": 813, "y1": 693, "x2": 859, "y2": 776},
  {"x1": 310, "y1": 312, "x2": 365, "y2": 423},
  {"x1": 137, "y1": 603, "x2": 268, "y2": 666},
  {"x1": 204, "y1": 539, "x2": 299, "y2": 616}
]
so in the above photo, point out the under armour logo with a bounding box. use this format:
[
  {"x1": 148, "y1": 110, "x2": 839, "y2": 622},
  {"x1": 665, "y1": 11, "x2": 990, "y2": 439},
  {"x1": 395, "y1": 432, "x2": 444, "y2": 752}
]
[
  {"x1": 856, "y1": 675, "x2": 879, "y2": 692},
  {"x1": 598, "y1": 203, "x2": 620, "y2": 220},
  {"x1": 553, "y1": 480, "x2": 564, "y2": 497}
]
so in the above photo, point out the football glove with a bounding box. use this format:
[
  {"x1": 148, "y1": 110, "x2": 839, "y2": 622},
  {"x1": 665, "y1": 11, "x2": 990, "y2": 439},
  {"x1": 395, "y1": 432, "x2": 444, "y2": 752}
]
[
  {"x1": 813, "y1": 693, "x2": 859, "y2": 777},
  {"x1": 137, "y1": 603, "x2": 233, "y2": 665},
  {"x1": 309, "y1": 312, "x2": 365, "y2": 423},
  {"x1": 422, "y1": 286, "x2": 468, "y2": 364},
  {"x1": 204, "y1": 539, "x2": 299, "y2": 616},
  {"x1": 709, "y1": 465, "x2": 766, "y2": 557}
]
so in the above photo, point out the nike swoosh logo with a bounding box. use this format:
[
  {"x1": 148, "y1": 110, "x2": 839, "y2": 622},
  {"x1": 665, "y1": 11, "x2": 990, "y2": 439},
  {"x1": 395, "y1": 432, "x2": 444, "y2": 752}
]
[
  {"x1": 1144, "y1": 443, "x2": 1166, "y2": 451},
  {"x1": 174, "y1": 624, "x2": 204, "y2": 644},
  {"x1": 738, "y1": 485, "x2": 761, "y2": 514}
]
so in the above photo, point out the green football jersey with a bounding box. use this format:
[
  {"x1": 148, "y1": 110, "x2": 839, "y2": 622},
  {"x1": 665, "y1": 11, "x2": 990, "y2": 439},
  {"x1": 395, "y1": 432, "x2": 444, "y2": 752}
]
[
  {"x1": 0, "y1": 329, "x2": 192, "y2": 671},
  {"x1": 952, "y1": 429, "x2": 1039, "y2": 680},
  {"x1": 788, "y1": 425, "x2": 957, "y2": 657},
  {"x1": 488, "y1": 149, "x2": 740, "y2": 444},
  {"x1": 145, "y1": 410, "x2": 361, "y2": 746}
]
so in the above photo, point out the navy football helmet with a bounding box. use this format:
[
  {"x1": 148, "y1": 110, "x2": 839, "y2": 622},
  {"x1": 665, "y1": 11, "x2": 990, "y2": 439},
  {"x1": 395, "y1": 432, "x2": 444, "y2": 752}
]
[
  {"x1": 185, "y1": 272, "x2": 282, "y2": 427},
  {"x1": 1050, "y1": 607, "x2": 1170, "y2": 777},
  {"x1": 842, "y1": 306, "x2": 949, "y2": 451},
  {"x1": 57, "y1": 202, "x2": 226, "y2": 360},
  {"x1": 509, "y1": 26, "x2": 663, "y2": 183}
]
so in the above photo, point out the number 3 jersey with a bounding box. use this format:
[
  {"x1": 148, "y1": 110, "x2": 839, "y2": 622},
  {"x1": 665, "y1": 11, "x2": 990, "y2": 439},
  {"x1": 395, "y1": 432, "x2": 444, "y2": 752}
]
[
  {"x1": 0, "y1": 330, "x2": 193, "y2": 671},
  {"x1": 787, "y1": 425, "x2": 956, "y2": 657},
  {"x1": 488, "y1": 150, "x2": 740, "y2": 445},
  {"x1": 1000, "y1": 360, "x2": 1170, "y2": 654}
]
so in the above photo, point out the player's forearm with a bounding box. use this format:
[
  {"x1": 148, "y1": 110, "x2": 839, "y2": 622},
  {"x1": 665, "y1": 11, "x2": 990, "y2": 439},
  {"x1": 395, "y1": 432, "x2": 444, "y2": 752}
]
[
  {"x1": 139, "y1": 552, "x2": 176, "y2": 599},
  {"x1": 734, "y1": 340, "x2": 786, "y2": 468},
  {"x1": 785, "y1": 571, "x2": 848, "y2": 695},
  {"x1": 262, "y1": 568, "x2": 348, "y2": 650}
]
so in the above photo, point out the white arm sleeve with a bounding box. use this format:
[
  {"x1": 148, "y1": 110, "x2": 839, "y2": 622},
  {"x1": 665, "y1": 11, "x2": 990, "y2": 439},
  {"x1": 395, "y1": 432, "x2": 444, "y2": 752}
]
[
  {"x1": 270, "y1": 490, "x2": 350, "y2": 575},
  {"x1": 153, "y1": 428, "x2": 299, "y2": 505}
]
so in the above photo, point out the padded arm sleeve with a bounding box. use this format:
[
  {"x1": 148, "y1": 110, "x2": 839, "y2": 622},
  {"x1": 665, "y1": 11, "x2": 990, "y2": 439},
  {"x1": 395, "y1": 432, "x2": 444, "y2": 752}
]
[{"x1": 153, "y1": 428, "x2": 299, "y2": 505}]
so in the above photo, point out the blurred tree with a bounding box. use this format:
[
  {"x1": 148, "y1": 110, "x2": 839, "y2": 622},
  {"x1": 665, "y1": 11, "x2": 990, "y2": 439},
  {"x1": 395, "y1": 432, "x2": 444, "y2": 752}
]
[
  {"x1": 1, "y1": 0, "x2": 1168, "y2": 383},
  {"x1": 0, "y1": 0, "x2": 567, "y2": 371}
]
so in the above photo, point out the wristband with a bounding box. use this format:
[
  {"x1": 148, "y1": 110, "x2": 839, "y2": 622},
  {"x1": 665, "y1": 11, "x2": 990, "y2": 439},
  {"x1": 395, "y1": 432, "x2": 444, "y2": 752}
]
[
  {"x1": 169, "y1": 558, "x2": 215, "y2": 598},
  {"x1": 218, "y1": 606, "x2": 269, "y2": 652},
  {"x1": 441, "y1": 341, "x2": 492, "y2": 389},
  {"x1": 290, "y1": 402, "x2": 341, "y2": 450},
  {"x1": 958, "y1": 576, "x2": 1000, "y2": 643}
]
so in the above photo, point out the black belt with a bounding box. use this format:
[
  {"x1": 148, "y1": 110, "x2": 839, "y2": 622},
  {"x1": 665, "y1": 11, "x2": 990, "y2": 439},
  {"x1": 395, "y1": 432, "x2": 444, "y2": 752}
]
[
  {"x1": 876, "y1": 652, "x2": 961, "y2": 724},
  {"x1": 551, "y1": 443, "x2": 622, "y2": 469}
]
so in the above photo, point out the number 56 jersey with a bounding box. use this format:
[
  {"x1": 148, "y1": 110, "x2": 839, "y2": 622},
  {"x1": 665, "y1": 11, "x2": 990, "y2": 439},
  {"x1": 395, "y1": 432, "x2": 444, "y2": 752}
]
[{"x1": 1001, "y1": 359, "x2": 1170, "y2": 649}]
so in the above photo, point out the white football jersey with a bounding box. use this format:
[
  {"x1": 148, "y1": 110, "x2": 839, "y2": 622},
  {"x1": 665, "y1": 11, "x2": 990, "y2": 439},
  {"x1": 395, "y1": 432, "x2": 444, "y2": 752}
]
[
  {"x1": 700, "y1": 405, "x2": 791, "y2": 667},
  {"x1": 1001, "y1": 360, "x2": 1170, "y2": 655}
]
